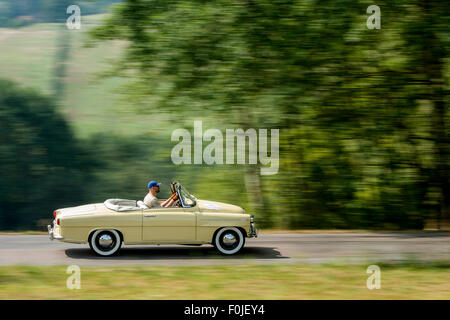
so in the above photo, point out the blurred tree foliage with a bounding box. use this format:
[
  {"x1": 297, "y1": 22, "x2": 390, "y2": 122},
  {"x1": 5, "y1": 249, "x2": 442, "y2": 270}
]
[
  {"x1": 88, "y1": 0, "x2": 449, "y2": 229},
  {"x1": 83, "y1": 132, "x2": 180, "y2": 201},
  {"x1": 0, "y1": 80, "x2": 181, "y2": 230},
  {"x1": 0, "y1": 79, "x2": 94, "y2": 229}
]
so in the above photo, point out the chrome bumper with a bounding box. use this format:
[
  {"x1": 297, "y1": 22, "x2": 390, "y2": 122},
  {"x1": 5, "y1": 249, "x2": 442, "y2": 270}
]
[
  {"x1": 47, "y1": 223, "x2": 63, "y2": 241},
  {"x1": 249, "y1": 222, "x2": 258, "y2": 238}
]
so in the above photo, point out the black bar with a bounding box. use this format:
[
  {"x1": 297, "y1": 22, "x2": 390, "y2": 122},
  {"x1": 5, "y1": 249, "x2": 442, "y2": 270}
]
[{"x1": 1, "y1": 300, "x2": 448, "y2": 319}]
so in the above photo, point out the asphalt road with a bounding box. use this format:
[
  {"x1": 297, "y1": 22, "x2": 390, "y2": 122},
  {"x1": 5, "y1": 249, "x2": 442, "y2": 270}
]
[{"x1": 0, "y1": 233, "x2": 449, "y2": 266}]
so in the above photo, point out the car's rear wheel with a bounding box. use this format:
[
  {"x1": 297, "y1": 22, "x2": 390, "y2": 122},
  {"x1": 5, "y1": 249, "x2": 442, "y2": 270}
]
[
  {"x1": 214, "y1": 227, "x2": 245, "y2": 255},
  {"x1": 89, "y1": 229, "x2": 122, "y2": 256}
]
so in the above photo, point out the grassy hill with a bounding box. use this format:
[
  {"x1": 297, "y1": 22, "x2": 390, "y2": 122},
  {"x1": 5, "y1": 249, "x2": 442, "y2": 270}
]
[
  {"x1": 0, "y1": 14, "x2": 164, "y2": 138},
  {"x1": 0, "y1": 16, "x2": 250, "y2": 223}
]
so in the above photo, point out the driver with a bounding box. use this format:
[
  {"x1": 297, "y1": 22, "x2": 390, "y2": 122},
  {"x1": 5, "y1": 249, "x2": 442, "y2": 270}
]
[{"x1": 144, "y1": 181, "x2": 178, "y2": 208}]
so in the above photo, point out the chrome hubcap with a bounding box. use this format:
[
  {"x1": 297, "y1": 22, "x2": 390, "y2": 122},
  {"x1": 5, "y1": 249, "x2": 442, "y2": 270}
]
[
  {"x1": 222, "y1": 233, "x2": 236, "y2": 246},
  {"x1": 99, "y1": 234, "x2": 113, "y2": 248}
]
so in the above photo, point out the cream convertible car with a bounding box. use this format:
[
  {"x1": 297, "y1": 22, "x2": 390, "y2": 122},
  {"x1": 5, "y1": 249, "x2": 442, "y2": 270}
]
[{"x1": 48, "y1": 182, "x2": 257, "y2": 256}]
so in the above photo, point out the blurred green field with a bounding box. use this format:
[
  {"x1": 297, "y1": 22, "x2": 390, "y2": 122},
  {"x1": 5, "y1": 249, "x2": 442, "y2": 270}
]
[
  {"x1": 0, "y1": 15, "x2": 250, "y2": 218},
  {"x1": 0, "y1": 14, "x2": 162, "y2": 138},
  {"x1": 0, "y1": 15, "x2": 248, "y2": 227},
  {"x1": 0, "y1": 263, "x2": 449, "y2": 299}
]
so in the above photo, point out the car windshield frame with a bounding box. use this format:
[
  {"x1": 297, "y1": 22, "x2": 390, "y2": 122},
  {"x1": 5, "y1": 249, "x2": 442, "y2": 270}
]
[{"x1": 175, "y1": 182, "x2": 197, "y2": 208}]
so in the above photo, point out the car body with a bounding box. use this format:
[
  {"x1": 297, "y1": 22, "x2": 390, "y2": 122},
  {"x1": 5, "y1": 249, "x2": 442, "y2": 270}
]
[{"x1": 48, "y1": 182, "x2": 257, "y2": 255}]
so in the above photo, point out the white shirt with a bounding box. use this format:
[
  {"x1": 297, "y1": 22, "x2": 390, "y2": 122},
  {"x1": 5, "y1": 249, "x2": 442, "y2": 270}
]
[{"x1": 144, "y1": 193, "x2": 160, "y2": 208}]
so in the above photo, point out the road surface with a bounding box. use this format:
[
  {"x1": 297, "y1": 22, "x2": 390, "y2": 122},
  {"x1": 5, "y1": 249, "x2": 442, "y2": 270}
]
[{"x1": 0, "y1": 233, "x2": 449, "y2": 266}]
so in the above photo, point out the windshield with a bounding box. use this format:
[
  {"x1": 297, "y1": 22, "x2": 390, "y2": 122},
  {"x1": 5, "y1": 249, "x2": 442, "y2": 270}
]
[{"x1": 174, "y1": 182, "x2": 197, "y2": 207}]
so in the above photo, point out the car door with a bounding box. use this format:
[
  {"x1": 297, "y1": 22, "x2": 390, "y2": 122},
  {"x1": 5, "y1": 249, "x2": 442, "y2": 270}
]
[{"x1": 142, "y1": 206, "x2": 197, "y2": 242}]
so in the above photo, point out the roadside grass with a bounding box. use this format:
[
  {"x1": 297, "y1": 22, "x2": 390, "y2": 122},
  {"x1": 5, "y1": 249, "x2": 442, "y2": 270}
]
[
  {"x1": 258, "y1": 229, "x2": 450, "y2": 234},
  {"x1": 0, "y1": 263, "x2": 449, "y2": 299}
]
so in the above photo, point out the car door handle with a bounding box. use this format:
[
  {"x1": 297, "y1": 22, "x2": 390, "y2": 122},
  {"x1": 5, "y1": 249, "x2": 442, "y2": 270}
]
[{"x1": 144, "y1": 214, "x2": 157, "y2": 217}]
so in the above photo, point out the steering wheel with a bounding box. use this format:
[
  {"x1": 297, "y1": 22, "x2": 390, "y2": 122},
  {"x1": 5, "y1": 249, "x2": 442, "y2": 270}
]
[
  {"x1": 170, "y1": 181, "x2": 177, "y2": 194},
  {"x1": 169, "y1": 181, "x2": 180, "y2": 206}
]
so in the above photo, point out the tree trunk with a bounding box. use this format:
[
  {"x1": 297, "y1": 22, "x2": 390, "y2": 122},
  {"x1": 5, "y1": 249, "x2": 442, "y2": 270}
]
[
  {"x1": 52, "y1": 23, "x2": 71, "y2": 102},
  {"x1": 419, "y1": 0, "x2": 449, "y2": 229},
  {"x1": 244, "y1": 164, "x2": 272, "y2": 227},
  {"x1": 238, "y1": 108, "x2": 272, "y2": 227}
]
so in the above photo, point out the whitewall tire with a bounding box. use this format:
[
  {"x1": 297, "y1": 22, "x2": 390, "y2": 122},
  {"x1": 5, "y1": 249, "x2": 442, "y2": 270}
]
[
  {"x1": 214, "y1": 227, "x2": 245, "y2": 255},
  {"x1": 89, "y1": 229, "x2": 122, "y2": 256}
]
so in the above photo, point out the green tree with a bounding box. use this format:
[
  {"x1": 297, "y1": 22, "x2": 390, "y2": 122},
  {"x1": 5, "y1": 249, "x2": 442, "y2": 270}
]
[
  {"x1": 0, "y1": 79, "x2": 93, "y2": 229},
  {"x1": 88, "y1": 0, "x2": 449, "y2": 229}
]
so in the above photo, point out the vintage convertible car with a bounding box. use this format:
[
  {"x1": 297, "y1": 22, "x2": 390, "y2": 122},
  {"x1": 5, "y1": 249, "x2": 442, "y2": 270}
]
[{"x1": 48, "y1": 182, "x2": 257, "y2": 256}]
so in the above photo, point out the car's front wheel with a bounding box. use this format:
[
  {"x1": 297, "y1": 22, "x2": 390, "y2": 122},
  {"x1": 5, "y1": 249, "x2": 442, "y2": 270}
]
[
  {"x1": 89, "y1": 229, "x2": 122, "y2": 256},
  {"x1": 214, "y1": 227, "x2": 245, "y2": 255}
]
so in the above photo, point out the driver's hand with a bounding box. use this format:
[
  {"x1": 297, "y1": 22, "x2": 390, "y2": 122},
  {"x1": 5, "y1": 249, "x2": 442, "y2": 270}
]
[{"x1": 172, "y1": 194, "x2": 179, "y2": 200}]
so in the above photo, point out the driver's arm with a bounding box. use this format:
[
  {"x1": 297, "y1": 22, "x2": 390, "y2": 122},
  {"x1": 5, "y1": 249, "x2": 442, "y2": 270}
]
[{"x1": 161, "y1": 193, "x2": 179, "y2": 207}]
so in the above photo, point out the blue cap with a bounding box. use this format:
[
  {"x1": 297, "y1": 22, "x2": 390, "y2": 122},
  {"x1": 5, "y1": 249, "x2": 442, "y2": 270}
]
[{"x1": 148, "y1": 181, "x2": 161, "y2": 189}]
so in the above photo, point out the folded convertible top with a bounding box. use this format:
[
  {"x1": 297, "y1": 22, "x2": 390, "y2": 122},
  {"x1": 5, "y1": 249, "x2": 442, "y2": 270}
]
[{"x1": 104, "y1": 199, "x2": 141, "y2": 212}]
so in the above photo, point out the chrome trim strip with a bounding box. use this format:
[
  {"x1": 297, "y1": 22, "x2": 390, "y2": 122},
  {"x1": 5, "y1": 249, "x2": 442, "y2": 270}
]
[
  {"x1": 201, "y1": 218, "x2": 247, "y2": 222},
  {"x1": 125, "y1": 240, "x2": 209, "y2": 245},
  {"x1": 61, "y1": 239, "x2": 86, "y2": 244}
]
